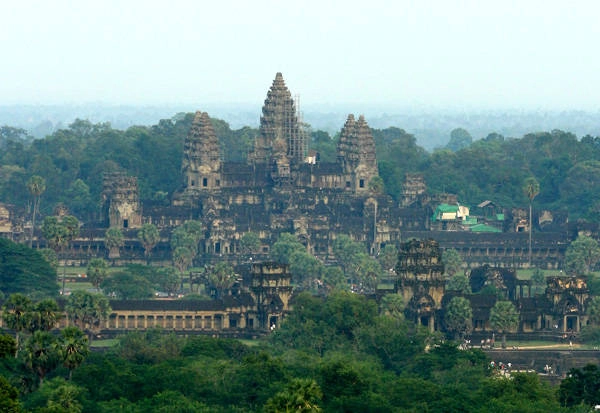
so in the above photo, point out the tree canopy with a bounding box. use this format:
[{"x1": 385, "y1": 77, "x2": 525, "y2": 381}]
[{"x1": 0, "y1": 238, "x2": 58, "y2": 298}]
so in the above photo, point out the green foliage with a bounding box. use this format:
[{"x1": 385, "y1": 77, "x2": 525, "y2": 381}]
[
  {"x1": 23, "y1": 330, "x2": 61, "y2": 385},
  {"x1": 86, "y1": 258, "x2": 108, "y2": 289},
  {"x1": 104, "y1": 227, "x2": 124, "y2": 257},
  {"x1": 0, "y1": 239, "x2": 58, "y2": 298},
  {"x1": 41, "y1": 215, "x2": 79, "y2": 254},
  {"x1": 101, "y1": 271, "x2": 154, "y2": 300},
  {"x1": 442, "y1": 248, "x2": 463, "y2": 277},
  {"x1": 377, "y1": 243, "x2": 398, "y2": 272},
  {"x1": 446, "y1": 127, "x2": 473, "y2": 152},
  {"x1": 446, "y1": 274, "x2": 472, "y2": 294},
  {"x1": 565, "y1": 234, "x2": 600, "y2": 274},
  {"x1": 264, "y1": 378, "x2": 322, "y2": 412},
  {"x1": 490, "y1": 300, "x2": 519, "y2": 348},
  {"x1": 559, "y1": 364, "x2": 600, "y2": 407},
  {"x1": 65, "y1": 290, "x2": 111, "y2": 340},
  {"x1": 270, "y1": 233, "x2": 305, "y2": 265},
  {"x1": 240, "y1": 231, "x2": 261, "y2": 255},
  {"x1": 28, "y1": 298, "x2": 61, "y2": 332},
  {"x1": 0, "y1": 334, "x2": 17, "y2": 358},
  {"x1": 207, "y1": 262, "x2": 236, "y2": 298},
  {"x1": 379, "y1": 293, "x2": 404, "y2": 319},
  {"x1": 116, "y1": 329, "x2": 182, "y2": 364},
  {"x1": 152, "y1": 266, "x2": 180, "y2": 296},
  {"x1": 588, "y1": 296, "x2": 600, "y2": 326},
  {"x1": 0, "y1": 375, "x2": 20, "y2": 412},
  {"x1": 288, "y1": 250, "x2": 324, "y2": 290},
  {"x1": 444, "y1": 296, "x2": 473, "y2": 339},
  {"x1": 58, "y1": 326, "x2": 90, "y2": 380},
  {"x1": 137, "y1": 223, "x2": 160, "y2": 263}
]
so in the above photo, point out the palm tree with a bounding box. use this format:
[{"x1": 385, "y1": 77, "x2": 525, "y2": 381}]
[
  {"x1": 86, "y1": 258, "x2": 108, "y2": 290},
  {"x1": 137, "y1": 223, "x2": 160, "y2": 264},
  {"x1": 523, "y1": 177, "x2": 540, "y2": 267},
  {"x1": 65, "y1": 291, "x2": 111, "y2": 344},
  {"x1": 59, "y1": 326, "x2": 90, "y2": 380},
  {"x1": 26, "y1": 175, "x2": 46, "y2": 248},
  {"x1": 104, "y1": 227, "x2": 124, "y2": 260},
  {"x1": 29, "y1": 298, "x2": 61, "y2": 332},
  {"x1": 24, "y1": 330, "x2": 60, "y2": 385},
  {"x1": 490, "y1": 300, "x2": 519, "y2": 349},
  {"x1": 2, "y1": 293, "x2": 33, "y2": 354},
  {"x1": 264, "y1": 378, "x2": 323, "y2": 413},
  {"x1": 41, "y1": 215, "x2": 80, "y2": 294}
]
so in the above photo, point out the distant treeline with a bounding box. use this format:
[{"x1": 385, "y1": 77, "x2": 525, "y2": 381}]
[{"x1": 1, "y1": 114, "x2": 600, "y2": 222}]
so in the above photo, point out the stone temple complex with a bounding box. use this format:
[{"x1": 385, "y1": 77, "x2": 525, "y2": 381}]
[{"x1": 167, "y1": 72, "x2": 388, "y2": 259}]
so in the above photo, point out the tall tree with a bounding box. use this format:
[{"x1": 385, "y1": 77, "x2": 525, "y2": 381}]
[
  {"x1": 587, "y1": 296, "x2": 600, "y2": 326},
  {"x1": 65, "y1": 291, "x2": 111, "y2": 343},
  {"x1": 28, "y1": 298, "x2": 61, "y2": 332},
  {"x1": 101, "y1": 271, "x2": 154, "y2": 300},
  {"x1": 565, "y1": 234, "x2": 600, "y2": 274},
  {"x1": 59, "y1": 326, "x2": 90, "y2": 380},
  {"x1": 137, "y1": 223, "x2": 160, "y2": 264},
  {"x1": 442, "y1": 248, "x2": 463, "y2": 277},
  {"x1": 207, "y1": 262, "x2": 237, "y2": 298},
  {"x1": 104, "y1": 227, "x2": 124, "y2": 260},
  {"x1": 444, "y1": 297, "x2": 473, "y2": 340},
  {"x1": 523, "y1": 177, "x2": 540, "y2": 266},
  {"x1": 0, "y1": 239, "x2": 58, "y2": 297},
  {"x1": 446, "y1": 274, "x2": 472, "y2": 294},
  {"x1": 379, "y1": 293, "x2": 405, "y2": 320},
  {"x1": 24, "y1": 330, "x2": 60, "y2": 385},
  {"x1": 264, "y1": 378, "x2": 323, "y2": 413},
  {"x1": 2, "y1": 293, "x2": 33, "y2": 353},
  {"x1": 86, "y1": 258, "x2": 108, "y2": 290},
  {"x1": 240, "y1": 231, "x2": 261, "y2": 256},
  {"x1": 26, "y1": 175, "x2": 46, "y2": 248},
  {"x1": 489, "y1": 300, "x2": 519, "y2": 348},
  {"x1": 270, "y1": 233, "x2": 305, "y2": 265},
  {"x1": 378, "y1": 244, "x2": 398, "y2": 273},
  {"x1": 41, "y1": 215, "x2": 79, "y2": 294}
]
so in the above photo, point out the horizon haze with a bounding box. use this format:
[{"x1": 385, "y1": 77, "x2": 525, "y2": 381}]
[{"x1": 2, "y1": 1, "x2": 600, "y2": 111}]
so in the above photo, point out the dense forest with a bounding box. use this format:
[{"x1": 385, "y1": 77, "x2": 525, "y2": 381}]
[
  {"x1": 2, "y1": 290, "x2": 598, "y2": 412},
  {"x1": 2, "y1": 114, "x2": 600, "y2": 223}
]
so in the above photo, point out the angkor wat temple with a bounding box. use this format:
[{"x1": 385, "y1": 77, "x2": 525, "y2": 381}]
[{"x1": 97, "y1": 72, "x2": 572, "y2": 269}]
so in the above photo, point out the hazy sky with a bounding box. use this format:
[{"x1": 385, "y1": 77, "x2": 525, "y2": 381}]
[{"x1": 2, "y1": 0, "x2": 599, "y2": 110}]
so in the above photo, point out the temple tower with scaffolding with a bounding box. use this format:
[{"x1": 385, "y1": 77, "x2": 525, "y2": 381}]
[{"x1": 249, "y1": 72, "x2": 306, "y2": 186}]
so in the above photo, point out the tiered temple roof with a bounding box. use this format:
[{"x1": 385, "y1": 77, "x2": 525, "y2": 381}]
[
  {"x1": 180, "y1": 111, "x2": 222, "y2": 193},
  {"x1": 251, "y1": 72, "x2": 303, "y2": 165}
]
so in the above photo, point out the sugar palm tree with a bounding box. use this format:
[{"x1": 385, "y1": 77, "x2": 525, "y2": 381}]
[
  {"x1": 523, "y1": 177, "x2": 540, "y2": 267},
  {"x1": 2, "y1": 293, "x2": 33, "y2": 355},
  {"x1": 27, "y1": 175, "x2": 46, "y2": 248},
  {"x1": 59, "y1": 326, "x2": 90, "y2": 380}
]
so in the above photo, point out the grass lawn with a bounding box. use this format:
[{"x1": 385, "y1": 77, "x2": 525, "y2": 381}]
[
  {"x1": 91, "y1": 339, "x2": 119, "y2": 348},
  {"x1": 502, "y1": 340, "x2": 596, "y2": 350}
]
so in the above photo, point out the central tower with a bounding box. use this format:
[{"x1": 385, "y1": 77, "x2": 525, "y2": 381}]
[{"x1": 249, "y1": 73, "x2": 305, "y2": 185}]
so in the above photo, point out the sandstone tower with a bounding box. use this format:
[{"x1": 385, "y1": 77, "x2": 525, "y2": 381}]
[
  {"x1": 337, "y1": 114, "x2": 378, "y2": 193},
  {"x1": 102, "y1": 172, "x2": 142, "y2": 229},
  {"x1": 395, "y1": 239, "x2": 445, "y2": 331},
  {"x1": 249, "y1": 72, "x2": 305, "y2": 185},
  {"x1": 180, "y1": 111, "x2": 222, "y2": 196}
]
